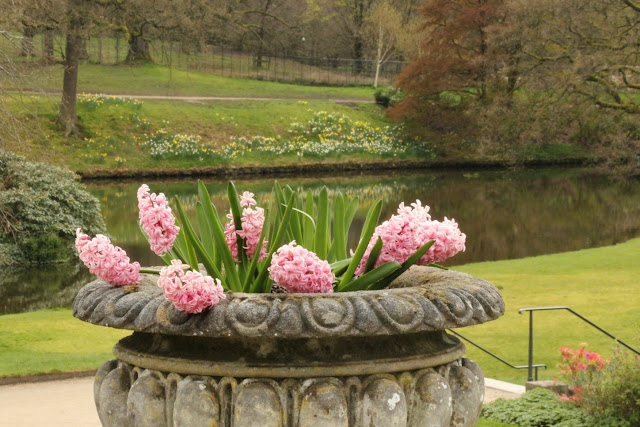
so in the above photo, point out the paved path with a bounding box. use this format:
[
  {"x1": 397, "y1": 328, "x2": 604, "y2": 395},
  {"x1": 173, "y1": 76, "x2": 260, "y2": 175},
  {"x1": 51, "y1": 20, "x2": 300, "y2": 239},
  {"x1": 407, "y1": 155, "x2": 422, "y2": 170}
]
[
  {"x1": 0, "y1": 376, "x2": 524, "y2": 426},
  {"x1": 0, "y1": 378, "x2": 100, "y2": 427}
]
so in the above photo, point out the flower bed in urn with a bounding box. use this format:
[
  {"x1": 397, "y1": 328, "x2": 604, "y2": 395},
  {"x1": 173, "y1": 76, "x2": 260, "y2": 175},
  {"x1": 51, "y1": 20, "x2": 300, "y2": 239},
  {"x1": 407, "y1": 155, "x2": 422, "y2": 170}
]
[{"x1": 75, "y1": 180, "x2": 467, "y2": 310}]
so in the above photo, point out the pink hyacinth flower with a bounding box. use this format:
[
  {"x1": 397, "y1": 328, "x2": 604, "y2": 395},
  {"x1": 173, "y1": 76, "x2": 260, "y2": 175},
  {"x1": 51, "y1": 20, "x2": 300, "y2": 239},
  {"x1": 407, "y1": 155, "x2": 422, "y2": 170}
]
[
  {"x1": 239, "y1": 191, "x2": 257, "y2": 208},
  {"x1": 157, "y1": 259, "x2": 226, "y2": 314},
  {"x1": 75, "y1": 228, "x2": 141, "y2": 286},
  {"x1": 268, "y1": 241, "x2": 335, "y2": 293},
  {"x1": 355, "y1": 200, "x2": 466, "y2": 275},
  {"x1": 419, "y1": 217, "x2": 466, "y2": 264},
  {"x1": 225, "y1": 191, "x2": 268, "y2": 262},
  {"x1": 137, "y1": 184, "x2": 180, "y2": 256}
]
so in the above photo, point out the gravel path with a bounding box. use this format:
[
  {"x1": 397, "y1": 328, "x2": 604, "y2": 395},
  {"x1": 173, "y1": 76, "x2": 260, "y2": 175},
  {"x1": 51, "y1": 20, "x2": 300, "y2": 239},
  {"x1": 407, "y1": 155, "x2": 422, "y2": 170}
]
[{"x1": 0, "y1": 376, "x2": 524, "y2": 426}]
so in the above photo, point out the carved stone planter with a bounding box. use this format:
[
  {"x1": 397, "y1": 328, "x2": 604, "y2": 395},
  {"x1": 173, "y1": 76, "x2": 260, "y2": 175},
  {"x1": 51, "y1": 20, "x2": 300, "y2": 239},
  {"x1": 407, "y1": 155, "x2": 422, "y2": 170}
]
[{"x1": 73, "y1": 266, "x2": 504, "y2": 427}]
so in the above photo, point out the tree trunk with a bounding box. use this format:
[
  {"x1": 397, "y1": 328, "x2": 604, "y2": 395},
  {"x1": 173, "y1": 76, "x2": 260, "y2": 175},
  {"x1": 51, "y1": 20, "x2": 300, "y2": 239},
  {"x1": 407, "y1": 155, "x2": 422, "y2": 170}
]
[
  {"x1": 20, "y1": 27, "x2": 35, "y2": 58},
  {"x1": 43, "y1": 30, "x2": 55, "y2": 64},
  {"x1": 78, "y1": 37, "x2": 90, "y2": 61},
  {"x1": 126, "y1": 34, "x2": 152, "y2": 63},
  {"x1": 374, "y1": 23, "x2": 383, "y2": 88},
  {"x1": 97, "y1": 36, "x2": 103, "y2": 64},
  {"x1": 353, "y1": 37, "x2": 364, "y2": 75},
  {"x1": 115, "y1": 33, "x2": 120, "y2": 64},
  {"x1": 60, "y1": 22, "x2": 82, "y2": 135},
  {"x1": 255, "y1": 47, "x2": 264, "y2": 68}
]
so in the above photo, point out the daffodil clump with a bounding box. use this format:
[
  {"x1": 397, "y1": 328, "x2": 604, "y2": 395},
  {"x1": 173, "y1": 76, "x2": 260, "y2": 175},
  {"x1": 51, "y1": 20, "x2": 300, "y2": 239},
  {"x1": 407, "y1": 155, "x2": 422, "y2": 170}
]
[
  {"x1": 142, "y1": 129, "x2": 216, "y2": 160},
  {"x1": 221, "y1": 111, "x2": 427, "y2": 159},
  {"x1": 81, "y1": 131, "x2": 124, "y2": 164},
  {"x1": 77, "y1": 93, "x2": 142, "y2": 111}
]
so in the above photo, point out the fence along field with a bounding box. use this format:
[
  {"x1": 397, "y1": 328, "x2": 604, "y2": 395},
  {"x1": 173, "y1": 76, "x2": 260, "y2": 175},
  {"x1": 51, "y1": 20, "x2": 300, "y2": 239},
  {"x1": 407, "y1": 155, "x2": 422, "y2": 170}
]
[{"x1": 1, "y1": 31, "x2": 405, "y2": 87}]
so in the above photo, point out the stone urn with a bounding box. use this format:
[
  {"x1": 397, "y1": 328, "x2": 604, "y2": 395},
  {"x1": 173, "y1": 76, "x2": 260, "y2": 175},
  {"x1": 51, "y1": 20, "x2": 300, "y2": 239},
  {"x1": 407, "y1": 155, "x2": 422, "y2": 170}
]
[{"x1": 73, "y1": 266, "x2": 504, "y2": 427}]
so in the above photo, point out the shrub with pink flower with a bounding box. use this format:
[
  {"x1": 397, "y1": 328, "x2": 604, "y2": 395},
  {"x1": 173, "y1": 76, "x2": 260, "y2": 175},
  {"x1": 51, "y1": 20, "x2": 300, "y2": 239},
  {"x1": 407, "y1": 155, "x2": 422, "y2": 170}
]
[
  {"x1": 559, "y1": 345, "x2": 607, "y2": 383},
  {"x1": 137, "y1": 184, "x2": 180, "y2": 256},
  {"x1": 75, "y1": 228, "x2": 141, "y2": 286},
  {"x1": 355, "y1": 200, "x2": 466, "y2": 275},
  {"x1": 268, "y1": 241, "x2": 335, "y2": 293},
  {"x1": 225, "y1": 191, "x2": 268, "y2": 261},
  {"x1": 558, "y1": 344, "x2": 608, "y2": 402},
  {"x1": 157, "y1": 259, "x2": 226, "y2": 314}
]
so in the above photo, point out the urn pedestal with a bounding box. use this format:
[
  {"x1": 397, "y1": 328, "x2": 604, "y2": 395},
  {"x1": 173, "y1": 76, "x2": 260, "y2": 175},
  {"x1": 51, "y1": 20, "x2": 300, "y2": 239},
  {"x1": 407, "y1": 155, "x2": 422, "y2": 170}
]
[{"x1": 73, "y1": 266, "x2": 504, "y2": 427}]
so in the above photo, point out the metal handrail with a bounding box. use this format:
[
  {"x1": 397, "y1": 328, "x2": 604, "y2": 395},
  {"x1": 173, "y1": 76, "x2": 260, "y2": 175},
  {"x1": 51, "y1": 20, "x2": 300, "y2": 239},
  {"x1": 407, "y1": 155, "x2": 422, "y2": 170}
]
[
  {"x1": 519, "y1": 306, "x2": 640, "y2": 381},
  {"x1": 448, "y1": 330, "x2": 547, "y2": 380}
]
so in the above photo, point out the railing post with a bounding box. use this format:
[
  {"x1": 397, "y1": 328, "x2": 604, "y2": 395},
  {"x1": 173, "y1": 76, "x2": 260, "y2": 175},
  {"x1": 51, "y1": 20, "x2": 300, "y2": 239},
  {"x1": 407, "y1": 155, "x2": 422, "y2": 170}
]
[{"x1": 527, "y1": 310, "x2": 534, "y2": 382}]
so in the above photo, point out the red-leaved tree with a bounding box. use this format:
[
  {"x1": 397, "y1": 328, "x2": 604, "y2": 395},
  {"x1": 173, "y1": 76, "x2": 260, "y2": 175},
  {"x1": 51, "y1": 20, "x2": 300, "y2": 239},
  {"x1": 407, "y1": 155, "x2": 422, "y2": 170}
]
[{"x1": 389, "y1": 0, "x2": 508, "y2": 133}]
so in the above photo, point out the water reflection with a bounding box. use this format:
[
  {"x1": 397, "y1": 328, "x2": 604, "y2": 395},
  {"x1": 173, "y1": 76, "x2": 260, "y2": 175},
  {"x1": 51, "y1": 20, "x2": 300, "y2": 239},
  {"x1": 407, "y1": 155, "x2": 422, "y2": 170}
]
[
  {"x1": 0, "y1": 262, "x2": 93, "y2": 314},
  {"x1": 89, "y1": 169, "x2": 640, "y2": 267},
  {"x1": 3, "y1": 168, "x2": 639, "y2": 314}
]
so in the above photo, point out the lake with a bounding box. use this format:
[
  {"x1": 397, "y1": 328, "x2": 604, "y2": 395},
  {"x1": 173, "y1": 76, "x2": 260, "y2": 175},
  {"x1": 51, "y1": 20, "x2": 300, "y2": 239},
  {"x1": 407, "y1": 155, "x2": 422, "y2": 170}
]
[{"x1": 2, "y1": 168, "x2": 639, "y2": 314}]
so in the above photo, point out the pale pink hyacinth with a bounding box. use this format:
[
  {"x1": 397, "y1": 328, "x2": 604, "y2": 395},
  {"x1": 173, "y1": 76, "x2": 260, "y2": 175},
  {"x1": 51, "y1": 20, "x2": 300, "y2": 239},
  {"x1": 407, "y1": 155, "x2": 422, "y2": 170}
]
[
  {"x1": 137, "y1": 184, "x2": 180, "y2": 256},
  {"x1": 225, "y1": 191, "x2": 268, "y2": 261},
  {"x1": 75, "y1": 228, "x2": 141, "y2": 286},
  {"x1": 355, "y1": 200, "x2": 466, "y2": 275},
  {"x1": 157, "y1": 260, "x2": 226, "y2": 314},
  {"x1": 268, "y1": 241, "x2": 335, "y2": 293},
  {"x1": 420, "y1": 217, "x2": 467, "y2": 264}
]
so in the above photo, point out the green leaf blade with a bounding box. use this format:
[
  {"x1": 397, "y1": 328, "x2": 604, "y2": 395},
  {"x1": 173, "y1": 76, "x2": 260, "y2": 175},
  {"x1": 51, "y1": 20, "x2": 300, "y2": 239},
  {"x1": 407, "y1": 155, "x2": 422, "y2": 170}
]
[{"x1": 340, "y1": 261, "x2": 401, "y2": 292}]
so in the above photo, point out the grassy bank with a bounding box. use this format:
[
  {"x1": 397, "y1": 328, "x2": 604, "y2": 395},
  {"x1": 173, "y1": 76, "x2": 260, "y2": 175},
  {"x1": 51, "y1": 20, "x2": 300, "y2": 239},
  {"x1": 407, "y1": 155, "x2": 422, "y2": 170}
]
[
  {"x1": 0, "y1": 239, "x2": 637, "y2": 379},
  {"x1": 4, "y1": 94, "x2": 426, "y2": 173}
]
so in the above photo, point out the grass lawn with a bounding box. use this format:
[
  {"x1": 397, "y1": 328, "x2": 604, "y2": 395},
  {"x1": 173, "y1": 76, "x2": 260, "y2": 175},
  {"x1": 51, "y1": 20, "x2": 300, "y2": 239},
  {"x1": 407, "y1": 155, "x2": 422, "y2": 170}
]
[
  {"x1": 5, "y1": 63, "x2": 376, "y2": 100},
  {"x1": 457, "y1": 237, "x2": 640, "y2": 385},
  {"x1": 0, "y1": 239, "x2": 637, "y2": 380},
  {"x1": 0, "y1": 308, "x2": 128, "y2": 377}
]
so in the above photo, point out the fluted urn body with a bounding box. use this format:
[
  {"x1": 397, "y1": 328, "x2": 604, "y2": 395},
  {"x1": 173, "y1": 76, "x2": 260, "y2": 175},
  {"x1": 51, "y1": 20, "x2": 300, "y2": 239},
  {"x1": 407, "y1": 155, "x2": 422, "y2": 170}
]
[{"x1": 73, "y1": 266, "x2": 504, "y2": 427}]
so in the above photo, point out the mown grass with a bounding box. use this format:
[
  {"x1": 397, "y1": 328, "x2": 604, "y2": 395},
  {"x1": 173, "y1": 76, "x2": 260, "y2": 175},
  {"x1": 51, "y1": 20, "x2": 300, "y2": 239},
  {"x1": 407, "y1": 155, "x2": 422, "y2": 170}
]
[
  {"x1": 5, "y1": 63, "x2": 376, "y2": 99},
  {"x1": 0, "y1": 239, "x2": 637, "y2": 379},
  {"x1": 0, "y1": 308, "x2": 128, "y2": 377},
  {"x1": 5, "y1": 94, "x2": 397, "y2": 172},
  {"x1": 457, "y1": 237, "x2": 640, "y2": 385}
]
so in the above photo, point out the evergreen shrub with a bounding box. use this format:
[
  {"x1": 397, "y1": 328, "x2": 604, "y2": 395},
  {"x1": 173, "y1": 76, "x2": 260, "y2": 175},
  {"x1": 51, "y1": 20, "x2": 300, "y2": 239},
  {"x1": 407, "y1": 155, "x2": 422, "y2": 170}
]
[{"x1": 0, "y1": 151, "x2": 105, "y2": 265}]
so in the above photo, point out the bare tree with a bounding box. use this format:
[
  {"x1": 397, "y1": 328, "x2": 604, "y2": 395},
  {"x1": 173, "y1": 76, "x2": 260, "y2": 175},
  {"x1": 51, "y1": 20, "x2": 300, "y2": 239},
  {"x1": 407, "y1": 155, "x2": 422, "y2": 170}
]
[
  {"x1": 363, "y1": 0, "x2": 408, "y2": 87},
  {"x1": 332, "y1": 0, "x2": 375, "y2": 74},
  {"x1": 58, "y1": 0, "x2": 91, "y2": 134},
  {"x1": 512, "y1": 0, "x2": 640, "y2": 113},
  {"x1": 0, "y1": 1, "x2": 49, "y2": 150}
]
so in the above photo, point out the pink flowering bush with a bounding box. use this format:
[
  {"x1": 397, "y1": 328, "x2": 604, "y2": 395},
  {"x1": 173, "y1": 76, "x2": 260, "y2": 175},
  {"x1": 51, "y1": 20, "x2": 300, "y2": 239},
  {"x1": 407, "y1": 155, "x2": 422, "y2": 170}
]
[
  {"x1": 556, "y1": 346, "x2": 639, "y2": 424},
  {"x1": 559, "y1": 345, "x2": 608, "y2": 387},
  {"x1": 557, "y1": 345, "x2": 608, "y2": 403},
  {"x1": 75, "y1": 228, "x2": 141, "y2": 286},
  {"x1": 268, "y1": 241, "x2": 335, "y2": 293},
  {"x1": 355, "y1": 200, "x2": 465, "y2": 276},
  {"x1": 157, "y1": 260, "x2": 225, "y2": 314},
  {"x1": 137, "y1": 184, "x2": 180, "y2": 256},
  {"x1": 225, "y1": 191, "x2": 268, "y2": 262}
]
